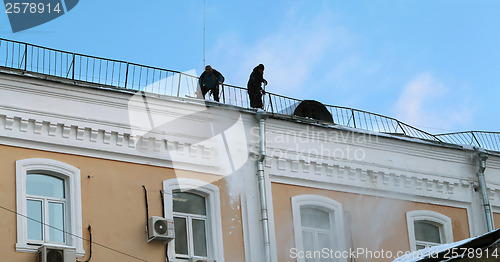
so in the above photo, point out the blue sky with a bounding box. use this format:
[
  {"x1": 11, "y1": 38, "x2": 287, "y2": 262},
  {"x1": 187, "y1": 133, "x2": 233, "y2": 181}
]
[{"x1": 1, "y1": 0, "x2": 499, "y2": 133}]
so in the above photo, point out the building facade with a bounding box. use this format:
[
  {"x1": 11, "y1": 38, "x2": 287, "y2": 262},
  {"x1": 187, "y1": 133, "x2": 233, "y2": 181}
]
[{"x1": 1, "y1": 39, "x2": 500, "y2": 262}]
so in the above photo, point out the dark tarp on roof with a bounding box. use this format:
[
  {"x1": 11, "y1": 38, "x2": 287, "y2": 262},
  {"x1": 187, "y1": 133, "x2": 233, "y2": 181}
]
[{"x1": 293, "y1": 100, "x2": 334, "y2": 123}]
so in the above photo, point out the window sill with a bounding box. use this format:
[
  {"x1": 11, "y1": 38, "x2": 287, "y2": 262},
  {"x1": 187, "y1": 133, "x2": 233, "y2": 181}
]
[
  {"x1": 171, "y1": 258, "x2": 214, "y2": 262},
  {"x1": 16, "y1": 242, "x2": 85, "y2": 257}
]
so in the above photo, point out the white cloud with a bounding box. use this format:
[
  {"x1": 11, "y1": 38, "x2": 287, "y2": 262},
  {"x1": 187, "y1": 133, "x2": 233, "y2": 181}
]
[
  {"x1": 211, "y1": 8, "x2": 352, "y2": 97},
  {"x1": 394, "y1": 73, "x2": 474, "y2": 133}
]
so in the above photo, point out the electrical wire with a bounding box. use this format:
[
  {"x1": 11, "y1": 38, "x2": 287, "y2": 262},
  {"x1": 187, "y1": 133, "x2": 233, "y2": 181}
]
[
  {"x1": 143, "y1": 185, "x2": 150, "y2": 238},
  {"x1": 0, "y1": 204, "x2": 148, "y2": 262},
  {"x1": 77, "y1": 225, "x2": 92, "y2": 262},
  {"x1": 160, "y1": 190, "x2": 165, "y2": 218},
  {"x1": 160, "y1": 190, "x2": 169, "y2": 262}
]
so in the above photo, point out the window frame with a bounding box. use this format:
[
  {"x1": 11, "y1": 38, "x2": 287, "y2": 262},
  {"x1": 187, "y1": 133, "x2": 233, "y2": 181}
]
[
  {"x1": 16, "y1": 158, "x2": 84, "y2": 256},
  {"x1": 406, "y1": 210, "x2": 453, "y2": 251},
  {"x1": 26, "y1": 173, "x2": 68, "y2": 244},
  {"x1": 163, "y1": 178, "x2": 225, "y2": 262},
  {"x1": 172, "y1": 191, "x2": 209, "y2": 259},
  {"x1": 291, "y1": 195, "x2": 347, "y2": 262}
]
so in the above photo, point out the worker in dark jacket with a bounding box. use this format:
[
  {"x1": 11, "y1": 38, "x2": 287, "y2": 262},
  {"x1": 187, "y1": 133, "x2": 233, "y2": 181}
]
[
  {"x1": 198, "y1": 65, "x2": 225, "y2": 102},
  {"x1": 247, "y1": 64, "x2": 268, "y2": 109}
]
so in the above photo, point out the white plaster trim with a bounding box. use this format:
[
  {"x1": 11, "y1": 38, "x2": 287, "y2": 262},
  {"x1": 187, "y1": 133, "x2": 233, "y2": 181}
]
[
  {"x1": 264, "y1": 120, "x2": 497, "y2": 166},
  {"x1": 163, "y1": 178, "x2": 224, "y2": 262},
  {"x1": 406, "y1": 210, "x2": 453, "y2": 251},
  {"x1": 15, "y1": 158, "x2": 84, "y2": 257},
  {"x1": 291, "y1": 195, "x2": 347, "y2": 262}
]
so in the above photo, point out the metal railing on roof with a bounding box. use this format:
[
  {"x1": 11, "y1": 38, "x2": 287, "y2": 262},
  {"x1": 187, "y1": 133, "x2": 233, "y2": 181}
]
[
  {"x1": 265, "y1": 92, "x2": 439, "y2": 142},
  {"x1": 1, "y1": 38, "x2": 499, "y2": 153},
  {"x1": 0, "y1": 38, "x2": 199, "y2": 97},
  {"x1": 436, "y1": 131, "x2": 500, "y2": 153}
]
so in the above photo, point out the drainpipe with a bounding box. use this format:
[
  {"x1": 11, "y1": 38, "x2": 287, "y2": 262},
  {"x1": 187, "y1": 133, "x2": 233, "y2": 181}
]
[
  {"x1": 256, "y1": 110, "x2": 271, "y2": 262},
  {"x1": 476, "y1": 151, "x2": 494, "y2": 232}
]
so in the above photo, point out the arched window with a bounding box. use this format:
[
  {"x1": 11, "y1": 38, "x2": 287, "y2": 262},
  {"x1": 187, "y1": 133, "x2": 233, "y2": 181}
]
[
  {"x1": 16, "y1": 159, "x2": 84, "y2": 256},
  {"x1": 163, "y1": 178, "x2": 224, "y2": 262},
  {"x1": 173, "y1": 192, "x2": 208, "y2": 258},
  {"x1": 26, "y1": 174, "x2": 67, "y2": 243},
  {"x1": 406, "y1": 210, "x2": 453, "y2": 251},
  {"x1": 291, "y1": 195, "x2": 347, "y2": 262}
]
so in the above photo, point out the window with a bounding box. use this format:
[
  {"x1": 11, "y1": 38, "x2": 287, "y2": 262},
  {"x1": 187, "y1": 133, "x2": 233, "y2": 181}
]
[
  {"x1": 406, "y1": 210, "x2": 453, "y2": 251},
  {"x1": 291, "y1": 195, "x2": 347, "y2": 262},
  {"x1": 163, "y1": 178, "x2": 224, "y2": 262},
  {"x1": 16, "y1": 159, "x2": 84, "y2": 256},
  {"x1": 173, "y1": 192, "x2": 208, "y2": 258},
  {"x1": 26, "y1": 174, "x2": 67, "y2": 244}
]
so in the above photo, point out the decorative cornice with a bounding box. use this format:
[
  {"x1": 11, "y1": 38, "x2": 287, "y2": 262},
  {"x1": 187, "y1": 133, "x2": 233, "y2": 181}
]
[
  {"x1": 264, "y1": 155, "x2": 495, "y2": 205},
  {"x1": 0, "y1": 113, "x2": 218, "y2": 172}
]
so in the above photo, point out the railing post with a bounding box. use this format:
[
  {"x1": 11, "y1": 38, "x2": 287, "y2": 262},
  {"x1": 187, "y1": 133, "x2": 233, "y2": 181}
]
[
  {"x1": 124, "y1": 63, "x2": 129, "y2": 89},
  {"x1": 24, "y1": 44, "x2": 27, "y2": 71},
  {"x1": 397, "y1": 121, "x2": 406, "y2": 135},
  {"x1": 351, "y1": 109, "x2": 357, "y2": 128},
  {"x1": 71, "y1": 53, "x2": 75, "y2": 80},
  {"x1": 471, "y1": 132, "x2": 481, "y2": 147},
  {"x1": 222, "y1": 84, "x2": 226, "y2": 103},
  {"x1": 268, "y1": 93, "x2": 274, "y2": 114},
  {"x1": 177, "y1": 74, "x2": 181, "y2": 97}
]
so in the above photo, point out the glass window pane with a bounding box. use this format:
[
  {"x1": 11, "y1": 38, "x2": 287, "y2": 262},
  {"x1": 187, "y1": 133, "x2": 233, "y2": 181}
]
[
  {"x1": 193, "y1": 219, "x2": 207, "y2": 257},
  {"x1": 173, "y1": 192, "x2": 206, "y2": 215},
  {"x1": 301, "y1": 207, "x2": 331, "y2": 229},
  {"x1": 174, "y1": 217, "x2": 188, "y2": 255},
  {"x1": 27, "y1": 199, "x2": 43, "y2": 241},
  {"x1": 48, "y1": 202, "x2": 65, "y2": 243},
  {"x1": 302, "y1": 230, "x2": 315, "y2": 262},
  {"x1": 318, "y1": 233, "x2": 332, "y2": 262},
  {"x1": 27, "y1": 174, "x2": 65, "y2": 199},
  {"x1": 318, "y1": 232, "x2": 332, "y2": 250},
  {"x1": 414, "y1": 221, "x2": 441, "y2": 243}
]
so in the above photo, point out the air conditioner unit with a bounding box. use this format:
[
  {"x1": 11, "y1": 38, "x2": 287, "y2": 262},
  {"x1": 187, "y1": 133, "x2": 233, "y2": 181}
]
[
  {"x1": 188, "y1": 258, "x2": 216, "y2": 262},
  {"x1": 38, "y1": 245, "x2": 76, "y2": 262},
  {"x1": 148, "y1": 216, "x2": 174, "y2": 242}
]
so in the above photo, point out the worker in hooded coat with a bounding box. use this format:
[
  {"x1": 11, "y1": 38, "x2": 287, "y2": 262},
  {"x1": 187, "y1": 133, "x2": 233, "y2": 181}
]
[{"x1": 247, "y1": 64, "x2": 268, "y2": 109}]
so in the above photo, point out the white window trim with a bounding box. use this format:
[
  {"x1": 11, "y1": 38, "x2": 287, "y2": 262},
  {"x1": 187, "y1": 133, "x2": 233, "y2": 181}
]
[
  {"x1": 16, "y1": 158, "x2": 84, "y2": 257},
  {"x1": 163, "y1": 178, "x2": 225, "y2": 262},
  {"x1": 406, "y1": 210, "x2": 453, "y2": 251},
  {"x1": 291, "y1": 194, "x2": 347, "y2": 262}
]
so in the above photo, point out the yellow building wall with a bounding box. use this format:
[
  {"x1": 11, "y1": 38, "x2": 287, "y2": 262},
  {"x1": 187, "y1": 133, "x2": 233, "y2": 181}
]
[
  {"x1": 493, "y1": 213, "x2": 500, "y2": 229},
  {"x1": 271, "y1": 182, "x2": 471, "y2": 262},
  {"x1": 0, "y1": 145, "x2": 245, "y2": 262}
]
